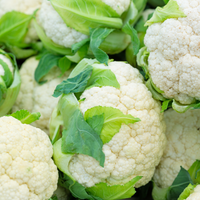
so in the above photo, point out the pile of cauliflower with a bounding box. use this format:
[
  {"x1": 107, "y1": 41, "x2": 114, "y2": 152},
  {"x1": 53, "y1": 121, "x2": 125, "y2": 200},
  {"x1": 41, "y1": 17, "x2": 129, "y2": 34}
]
[{"x1": 1, "y1": 0, "x2": 200, "y2": 199}]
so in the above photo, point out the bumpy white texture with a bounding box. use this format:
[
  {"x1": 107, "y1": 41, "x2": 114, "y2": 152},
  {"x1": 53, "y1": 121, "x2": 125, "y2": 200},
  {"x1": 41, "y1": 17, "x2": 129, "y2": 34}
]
[
  {"x1": 144, "y1": 0, "x2": 200, "y2": 104},
  {"x1": 12, "y1": 57, "x2": 72, "y2": 134},
  {"x1": 0, "y1": 116, "x2": 58, "y2": 200},
  {"x1": 68, "y1": 61, "x2": 166, "y2": 188},
  {"x1": 0, "y1": 54, "x2": 14, "y2": 76},
  {"x1": 153, "y1": 109, "x2": 200, "y2": 188},
  {"x1": 38, "y1": 0, "x2": 88, "y2": 48},
  {"x1": 101, "y1": 0, "x2": 130, "y2": 15},
  {"x1": 0, "y1": 0, "x2": 42, "y2": 43},
  {"x1": 186, "y1": 185, "x2": 200, "y2": 200}
]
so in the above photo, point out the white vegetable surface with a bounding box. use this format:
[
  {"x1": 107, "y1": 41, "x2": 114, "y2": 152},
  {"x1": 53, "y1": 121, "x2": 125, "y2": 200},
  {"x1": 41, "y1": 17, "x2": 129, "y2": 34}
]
[{"x1": 0, "y1": 116, "x2": 58, "y2": 200}]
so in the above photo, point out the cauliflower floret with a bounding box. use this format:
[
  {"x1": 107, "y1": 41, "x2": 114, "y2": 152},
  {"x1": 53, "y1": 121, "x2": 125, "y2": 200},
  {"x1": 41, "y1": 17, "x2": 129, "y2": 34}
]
[
  {"x1": 0, "y1": 116, "x2": 58, "y2": 200},
  {"x1": 0, "y1": 0, "x2": 42, "y2": 43},
  {"x1": 186, "y1": 185, "x2": 200, "y2": 200},
  {"x1": 12, "y1": 57, "x2": 72, "y2": 134},
  {"x1": 68, "y1": 61, "x2": 166, "y2": 188},
  {"x1": 144, "y1": 0, "x2": 200, "y2": 104},
  {"x1": 153, "y1": 109, "x2": 200, "y2": 188}
]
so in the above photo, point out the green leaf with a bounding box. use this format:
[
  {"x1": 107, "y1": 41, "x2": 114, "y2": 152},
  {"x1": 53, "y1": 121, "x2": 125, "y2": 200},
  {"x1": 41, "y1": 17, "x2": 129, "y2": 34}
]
[
  {"x1": 61, "y1": 109, "x2": 105, "y2": 167},
  {"x1": 89, "y1": 28, "x2": 114, "y2": 65},
  {"x1": 86, "y1": 176, "x2": 142, "y2": 200},
  {"x1": 50, "y1": 0, "x2": 123, "y2": 35},
  {"x1": 122, "y1": 22, "x2": 140, "y2": 55},
  {"x1": 188, "y1": 160, "x2": 200, "y2": 184},
  {"x1": 58, "y1": 56, "x2": 71, "y2": 75},
  {"x1": 84, "y1": 106, "x2": 140, "y2": 144},
  {"x1": 166, "y1": 167, "x2": 193, "y2": 200},
  {"x1": 33, "y1": 20, "x2": 72, "y2": 55},
  {"x1": 145, "y1": 79, "x2": 167, "y2": 101},
  {"x1": 163, "y1": 0, "x2": 169, "y2": 3},
  {"x1": 145, "y1": 0, "x2": 186, "y2": 26},
  {"x1": 9, "y1": 110, "x2": 41, "y2": 124},
  {"x1": 53, "y1": 65, "x2": 93, "y2": 97},
  {"x1": 178, "y1": 184, "x2": 196, "y2": 200},
  {"x1": 71, "y1": 38, "x2": 90, "y2": 54},
  {"x1": 172, "y1": 100, "x2": 200, "y2": 113},
  {"x1": 0, "y1": 67, "x2": 21, "y2": 117},
  {"x1": 0, "y1": 59, "x2": 13, "y2": 87},
  {"x1": 152, "y1": 182, "x2": 168, "y2": 200},
  {"x1": 86, "y1": 114, "x2": 104, "y2": 136},
  {"x1": 136, "y1": 46, "x2": 150, "y2": 79},
  {"x1": 34, "y1": 53, "x2": 62, "y2": 84},
  {"x1": 0, "y1": 11, "x2": 32, "y2": 46},
  {"x1": 161, "y1": 99, "x2": 172, "y2": 112},
  {"x1": 86, "y1": 65, "x2": 120, "y2": 89}
]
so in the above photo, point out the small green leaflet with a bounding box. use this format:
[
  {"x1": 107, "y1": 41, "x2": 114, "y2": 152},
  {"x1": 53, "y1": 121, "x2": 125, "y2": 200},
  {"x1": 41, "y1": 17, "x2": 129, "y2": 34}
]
[
  {"x1": 122, "y1": 22, "x2": 140, "y2": 55},
  {"x1": 87, "y1": 67, "x2": 120, "y2": 89},
  {"x1": 58, "y1": 56, "x2": 71, "y2": 76},
  {"x1": 188, "y1": 160, "x2": 200, "y2": 184},
  {"x1": 166, "y1": 167, "x2": 193, "y2": 200},
  {"x1": 145, "y1": 0, "x2": 186, "y2": 26},
  {"x1": 86, "y1": 176, "x2": 142, "y2": 200},
  {"x1": 61, "y1": 109, "x2": 105, "y2": 167},
  {"x1": 53, "y1": 65, "x2": 93, "y2": 98},
  {"x1": 89, "y1": 28, "x2": 114, "y2": 65},
  {"x1": 163, "y1": 0, "x2": 169, "y2": 3},
  {"x1": 161, "y1": 99, "x2": 172, "y2": 112},
  {"x1": 84, "y1": 106, "x2": 140, "y2": 144},
  {"x1": 71, "y1": 38, "x2": 90, "y2": 54},
  {"x1": 9, "y1": 110, "x2": 41, "y2": 124},
  {"x1": 0, "y1": 11, "x2": 32, "y2": 46},
  {"x1": 86, "y1": 114, "x2": 104, "y2": 136},
  {"x1": 172, "y1": 100, "x2": 200, "y2": 113},
  {"x1": 34, "y1": 53, "x2": 63, "y2": 84}
]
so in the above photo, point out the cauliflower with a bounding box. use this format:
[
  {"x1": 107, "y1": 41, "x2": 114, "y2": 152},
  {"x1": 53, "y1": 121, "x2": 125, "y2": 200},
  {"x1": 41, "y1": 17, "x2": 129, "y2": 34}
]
[
  {"x1": 38, "y1": 0, "x2": 130, "y2": 49},
  {"x1": 52, "y1": 59, "x2": 166, "y2": 200},
  {"x1": 12, "y1": 57, "x2": 72, "y2": 134},
  {"x1": 38, "y1": 0, "x2": 88, "y2": 48},
  {"x1": 153, "y1": 108, "x2": 200, "y2": 188},
  {"x1": 0, "y1": 116, "x2": 58, "y2": 200},
  {"x1": 141, "y1": 0, "x2": 200, "y2": 105},
  {"x1": 0, "y1": 0, "x2": 42, "y2": 43}
]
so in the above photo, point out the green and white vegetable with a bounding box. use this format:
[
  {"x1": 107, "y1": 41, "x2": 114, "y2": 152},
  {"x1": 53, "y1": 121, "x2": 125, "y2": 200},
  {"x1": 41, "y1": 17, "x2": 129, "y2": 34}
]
[
  {"x1": 12, "y1": 56, "x2": 72, "y2": 134},
  {"x1": 137, "y1": 0, "x2": 200, "y2": 112},
  {"x1": 50, "y1": 58, "x2": 166, "y2": 199},
  {"x1": 35, "y1": 0, "x2": 147, "y2": 65},
  {"x1": 0, "y1": 49, "x2": 21, "y2": 116}
]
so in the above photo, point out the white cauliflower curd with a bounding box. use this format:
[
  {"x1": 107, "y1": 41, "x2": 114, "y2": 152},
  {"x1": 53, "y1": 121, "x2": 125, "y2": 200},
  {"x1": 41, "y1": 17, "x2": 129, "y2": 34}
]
[
  {"x1": 0, "y1": 116, "x2": 58, "y2": 200},
  {"x1": 12, "y1": 57, "x2": 72, "y2": 134},
  {"x1": 144, "y1": 0, "x2": 200, "y2": 104},
  {"x1": 0, "y1": 0, "x2": 42, "y2": 43},
  {"x1": 153, "y1": 108, "x2": 200, "y2": 188},
  {"x1": 65, "y1": 61, "x2": 166, "y2": 188}
]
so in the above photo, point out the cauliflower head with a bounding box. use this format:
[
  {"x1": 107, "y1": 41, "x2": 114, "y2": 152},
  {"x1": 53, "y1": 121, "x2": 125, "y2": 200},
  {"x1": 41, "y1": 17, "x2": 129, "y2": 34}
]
[
  {"x1": 12, "y1": 57, "x2": 72, "y2": 134},
  {"x1": 64, "y1": 61, "x2": 166, "y2": 188},
  {"x1": 38, "y1": 0, "x2": 130, "y2": 48},
  {"x1": 153, "y1": 108, "x2": 200, "y2": 188},
  {"x1": 0, "y1": 0, "x2": 42, "y2": 43},
  {"x1": 0, "y1": 116, "x2": 58, "y2": 200},
  {"x1": 144, "y1": 0, "x2": 200, "y2": 104}
]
